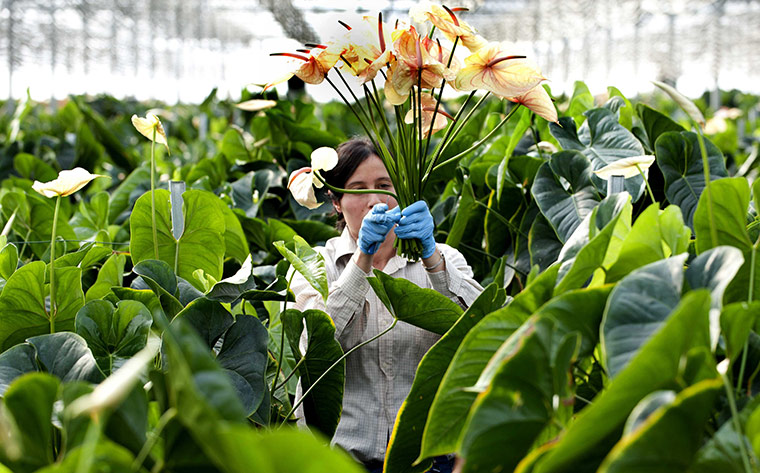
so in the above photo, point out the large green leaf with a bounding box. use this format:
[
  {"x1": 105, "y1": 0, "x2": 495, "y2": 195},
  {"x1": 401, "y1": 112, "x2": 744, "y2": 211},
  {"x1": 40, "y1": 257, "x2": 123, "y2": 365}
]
[
  {"x1": 368, "y1": 271, "x2": 463, "y2": 335},
  {"x1": 721, "y1": 301, "x2": 760, "y2": 364},
  {"x1": 475, "y1": 286, "x2": 611, "y2": 392},
  {"x1": 0, "y1": 262, "x2": 84, "y2": 351},
  {"x1": 220, "y1": 201, "x2": 249, "y2": 263},
  {"x1": 635, "y1": 104, "x2": 685, "y2": 152},
  {"x1": 598, "y1": 378, "x2": 722, "y2": 473},
  {"x1": 459, "y1": 319, "x2": 575, "y2": 473},
  {"x1": 601, "y1": 255, "x2": 688, "y2": 378},
  {"x1": 550, "y1": 108, "x2": 647, "y2": 200},
  {"x1": 131, "y1": 260, "x2": 183, "y2": 321},
  {"x1": 0, "y1": 373, "x2": 59, "y2": 472},
  {"x1": 529, "y1": 214, "x2": 563, "y2": 272},
  {"x1": 654, "y1": 131, "x2": 728, "y2": 229},
  {"x1": 130, "y1": 189, "x2": 226, "y2": 288},
  {"x1": 33, "y1": 440, "x2": 142, "y2": 473},
  {"x1": 74, "y1": 299, "x2": 152, "y2": 375},
  {"x1": 206, "y1": 424, "x2": 365, "y2": 473},
  {"x1": 0, "y1": 344, "x2": 36, "y2": 396},
  {"x1": 85, "y1": 253, "x2": 126, "y2": 301},
  {"x1": 566, "y1": 81, "x2": 594, "y2": 123},
  {"x1": 685, "y1": 246, "x2": 745, "y2": 348},
  {"x1": 107, "y1": 166, "x2": 150, "y2": 224},
  {"x1": 553, "y1": 193, "x2": 630, "y2": 295},
  {"x1": 385, "y1": 285, "x2": 505, "y2": 473},
  {"x1": 174, "y1": 298, "x2": 234, "y2": 348},
  {"x1": 274, "y1": 235, "x2": 327, "y2": 303},
  {"x1": 217, "y1": 314, "x2": 269, "y2": 416},
  {"x1": 0, "y1": 243, "x2": 18, "y2": 280},
  {"x1": 281, "y1": 309, "x2": 344, "y2": 439},
  {"x1": 26, "y1": 333, "x2": 104, "y2": 383},
  {"x1": 693, "y1": 177, "x2": 760, "y2": 304},
  {"x1": 419, "y1": 265, "x2": 559, "y2": 458},
  {"x1": 446, "y1": 179, "x2": 478, "y2": 248},
  {"x1": 1, "y1": 191, "x2": 77, "y2": 259},
  {"x1": 534, "y1": 290, "x2": 711, "y2": 473},
  {"x1": 532, "y1": 150, "x2": 602, "y2": 243},
  {"x1": 605, "y1": 204, "x2": 691, "y2": 283}
]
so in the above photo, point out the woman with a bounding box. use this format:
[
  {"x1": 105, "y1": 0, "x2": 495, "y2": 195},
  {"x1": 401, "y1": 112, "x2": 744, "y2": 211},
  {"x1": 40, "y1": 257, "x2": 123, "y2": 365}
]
[{"x1": 291, "y1": 137, "x2": 483, "y2": 473}]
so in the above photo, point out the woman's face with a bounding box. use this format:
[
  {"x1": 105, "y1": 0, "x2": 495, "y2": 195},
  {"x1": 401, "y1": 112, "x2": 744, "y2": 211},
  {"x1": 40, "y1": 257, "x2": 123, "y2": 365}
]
[{"x1": 334, "y1": 154, "x2": 398, "y2": 240}]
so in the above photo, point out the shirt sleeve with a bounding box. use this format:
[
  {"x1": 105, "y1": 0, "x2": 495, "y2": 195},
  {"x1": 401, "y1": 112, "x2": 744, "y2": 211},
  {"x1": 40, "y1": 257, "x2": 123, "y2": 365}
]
[
  {"x1": 292, "y1": 255, "x2": 373, "y2": 350},
  {"x1": 426, "y1": 244, "x2": 484, "y2": 309}
]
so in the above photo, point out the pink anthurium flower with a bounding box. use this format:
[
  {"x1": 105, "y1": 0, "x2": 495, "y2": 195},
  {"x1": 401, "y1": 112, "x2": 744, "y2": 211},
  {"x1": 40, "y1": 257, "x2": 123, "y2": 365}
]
[
  {"x1": 507, "y1": 84, "x2": 558, "y2": 123},
  {"x1": 454, "y1": 43, "x2": 544, "y2": 98},
  {"x1": 424, "y1": 4, "x2": 487, "y2": 53},
  {"x1": 404, "y1": 92, "x2": 452, "y2": 137},
  {"x1": 288, "y1": 147, "x2": 339, "y2": 209},
  {"x1": 384, "y1": 26, "x2": 449, "y2": 105}
]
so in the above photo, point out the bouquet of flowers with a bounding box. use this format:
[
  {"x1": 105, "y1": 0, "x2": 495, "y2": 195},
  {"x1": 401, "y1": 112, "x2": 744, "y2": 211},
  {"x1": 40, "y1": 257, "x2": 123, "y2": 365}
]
[{"x1": 271, "y1": 2, "x2": 558, "y2": 260}]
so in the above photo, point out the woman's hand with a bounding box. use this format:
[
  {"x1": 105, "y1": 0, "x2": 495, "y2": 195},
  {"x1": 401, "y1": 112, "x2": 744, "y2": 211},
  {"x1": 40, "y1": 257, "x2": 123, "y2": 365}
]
[
  {"x1": 395, "y1": 200, "x2": 436, "y2": 259},
  {"x1": 357, "y1": 203, "x2": 401, "y2": 255}
]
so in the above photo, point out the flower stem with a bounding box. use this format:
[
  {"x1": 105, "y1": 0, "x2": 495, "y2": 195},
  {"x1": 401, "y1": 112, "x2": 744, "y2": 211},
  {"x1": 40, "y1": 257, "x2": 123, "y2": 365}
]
[
  {"x1": 635, "y1": 164, "x2": 657, "y2": 205},
  {"x1": 272, "y1": 271, "x2": 295, "y2": 395},
  {"x1": 696, "y1": 128, "x2": 718, "y2": 248},
  {"x1": 430, "y1": 103, "x2": 519, "y2": 175},
  {"x1": 721, "y1": 371, "x2": 753, "y2": 473},
  {"x1": 312, "y1": 172, "x2": 399, "y2": 202},
  {"x1": 151, "y1": 128, "x2": 159, "y2": 260},
  {"x1": 283, "y1": 318, "x2": 397, "y2": 423},
  {"x1": 49, "y1": 195, "x2": 61, "y2": 330}
]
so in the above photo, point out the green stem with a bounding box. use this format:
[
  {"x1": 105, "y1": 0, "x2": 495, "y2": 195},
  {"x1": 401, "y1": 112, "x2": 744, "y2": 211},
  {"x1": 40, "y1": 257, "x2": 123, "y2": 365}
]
[
  {"x1": 635, "y1": 164, "x2": 657, "y2": 205},
  {"x1": 76, "y1": 418, "x2": 101, "y2": 473},
  {"x1": 151, "y1": 128, "x2": 159, "y2": 260},
  {"x1": 422, "y1": 36, "x2": 459, "y2": 164},
  {"x1": 312, "y1": 171, "x2": 399, "y2": 202},
  {"x1": 131, "y1": 408, "x2": 177, "y2": 472},
  {"x1": 272, "y1": 271, "x2": 295, "y2": 394},
  {"x1": 721, "y1": 371, "x2": 753, "y2": 473},
  {"x1": 283, "y1": 318, "x2": 398, "y2": 423},
  {"x1": 49, "y1": 195, "x2": 61, "y2": 330},
  {"x1": 472, "y1": 200, "x2": 529, "y2": 239},
  {"x1": 324, "y1": 75, "x2": 382, "y2": 156},
  {"x1": 431, "y1": 91, "x2": 485, "y2": 170},
  {"x1": 430, "y1": 104, "x2": 520, "y2": 175},
  {"x1": 274, "y1": 356, "x2": 305, "y2": 392},
  {"x1": 696, "y1": 128, "x2": 718, "y2": 248},
  {"x1": 18, "y1": 228, "x2": 31, "y2": 262},
  {"x1": 738, "y1": 241, "x2": 758, "y2": 393}
]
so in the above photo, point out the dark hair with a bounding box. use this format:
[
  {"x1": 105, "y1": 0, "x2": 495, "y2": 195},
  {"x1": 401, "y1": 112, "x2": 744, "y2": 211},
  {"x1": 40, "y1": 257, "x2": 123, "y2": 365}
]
[{"x1": 321, "y1": 137, "x2": 378, "y2": 230}]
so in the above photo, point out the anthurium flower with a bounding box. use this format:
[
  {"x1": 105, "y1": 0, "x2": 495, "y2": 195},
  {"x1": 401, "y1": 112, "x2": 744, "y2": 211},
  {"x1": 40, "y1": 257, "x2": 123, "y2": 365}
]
[
  {"x1": 384, "y1": 26, "x2": 449, "y2": 105},
  {"x1": 268, "y1": 45, "x2": 342, "y2": 88},
  {"x1": 404, "y1": 92, "x2": 452, "y2": 137},
  {"x1": 236, "y1": 99, "x2": 277, "y2": 112},
  {"x1": 340, "y1": 15, "x2": 395, "y2": 81},
  {"x1": 424, "y1": 4, "x2": 487, "y2": 52},
  {"x1": 593, "y1": 155, "x2": 656, "y2": 180},
  {"x1": 32, "y1": 167, "x2": 105, "y2": 198},
  {"x1": 454, "y1": 43, "x2": 544, "y2": 98},
  {"x1": 131, "y1": 112, "x2": 169, "y2": 152},
  {"x1": 288, "y1": 147, "x2": 339, "y2": 209},
  {"x1": 508, "y1": 84, "x2": 558, "y2": 123}
]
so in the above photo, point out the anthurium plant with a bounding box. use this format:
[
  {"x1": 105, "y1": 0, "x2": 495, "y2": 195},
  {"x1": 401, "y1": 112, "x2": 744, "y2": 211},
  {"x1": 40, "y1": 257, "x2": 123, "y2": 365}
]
[{"x1": 273, "y1": 3, "x2": 558, "y2": 259}]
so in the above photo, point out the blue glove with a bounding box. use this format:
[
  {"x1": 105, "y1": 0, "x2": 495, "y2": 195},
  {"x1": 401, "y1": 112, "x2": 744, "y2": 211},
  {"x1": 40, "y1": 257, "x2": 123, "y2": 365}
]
[
  {"x1": 394, "y1": 200, "x2": 436, "y2": 258},
  {"x1": 357, "y1": 203, "x2": 401, "y2": 255}
]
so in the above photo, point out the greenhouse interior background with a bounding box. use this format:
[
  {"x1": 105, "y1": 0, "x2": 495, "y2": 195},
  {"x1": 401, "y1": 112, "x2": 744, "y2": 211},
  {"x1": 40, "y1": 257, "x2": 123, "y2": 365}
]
[{"x1": 2, "y1": 0, "x2": 760, "y2": 105}]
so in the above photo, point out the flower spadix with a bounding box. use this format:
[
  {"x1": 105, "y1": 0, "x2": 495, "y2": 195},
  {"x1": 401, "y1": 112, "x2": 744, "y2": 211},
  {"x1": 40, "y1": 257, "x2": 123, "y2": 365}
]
[
  {"x1": 288, "y1": 147, "x2": 339, "y2": 209},
  {"x1": 32, "y1": 167, "x2": 105, "y2": 198},
  {"x1": 131, "y1": 112, "x2": 169, "y2": 152},
  {"x1": 593, "y1": 155, "x2": 656, "y2": 180}
]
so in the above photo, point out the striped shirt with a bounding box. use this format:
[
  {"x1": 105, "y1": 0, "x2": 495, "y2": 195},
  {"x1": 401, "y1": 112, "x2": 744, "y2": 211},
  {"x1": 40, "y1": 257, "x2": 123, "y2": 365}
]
[{"x1": 291, "y1": 228, "x2": 483, "y2": 463}]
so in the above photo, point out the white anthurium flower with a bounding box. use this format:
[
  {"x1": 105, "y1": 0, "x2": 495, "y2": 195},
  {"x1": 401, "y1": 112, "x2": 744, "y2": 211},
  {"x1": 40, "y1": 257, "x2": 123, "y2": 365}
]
[
  {"x1": 69, "y1": 336, "x2": 160, "y2": 419},
  {"x1": 288, "y1": 147, "x2": 339, "y2": 209},
  {"x1": 593, "y1": 155, "x2": 656, "y2": 180},
  {"x1": 288, "y1": 168, "x2": 321, "y2": 209},
  {"x1": 32, "y1": 167, "x2": 106, "y2": 198},
  {"x1": 235, "y1": 99, "x2": 277, "y2": 112},
  {"x1": 219, "y1": 254, "x2": 253, "y2": 285},
  {"x1": 131, "y1": 112, "x2": 169, "y2": 152}
]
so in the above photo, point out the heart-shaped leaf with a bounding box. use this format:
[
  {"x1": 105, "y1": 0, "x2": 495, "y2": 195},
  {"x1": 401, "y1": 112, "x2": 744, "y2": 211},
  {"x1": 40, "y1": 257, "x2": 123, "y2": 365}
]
[{"x1": 274, "y1": 235, "x2": 327, "y2": 303}]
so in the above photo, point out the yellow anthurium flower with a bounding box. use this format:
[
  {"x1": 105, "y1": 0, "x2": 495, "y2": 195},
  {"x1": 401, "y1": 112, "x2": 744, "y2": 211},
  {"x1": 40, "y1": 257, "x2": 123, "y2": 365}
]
[
  {"x1": 288, "y1": 147, "x2": 339, "y2": 209},
  {"x1": 131, "y1": 112, "x2": 169, "y2": 152},
  {"x1": 32, "y1": 167, "x2": 105, "y2": 198},
  {"x1": 454, "y1": 43, "x2": 544, "y2": 98},
  {"x1": 593, "y1": 155, "x2": 656, "y2": 180},
  {"x1": 424, "y1": 4, "x2": 487, "y2": 53}
]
